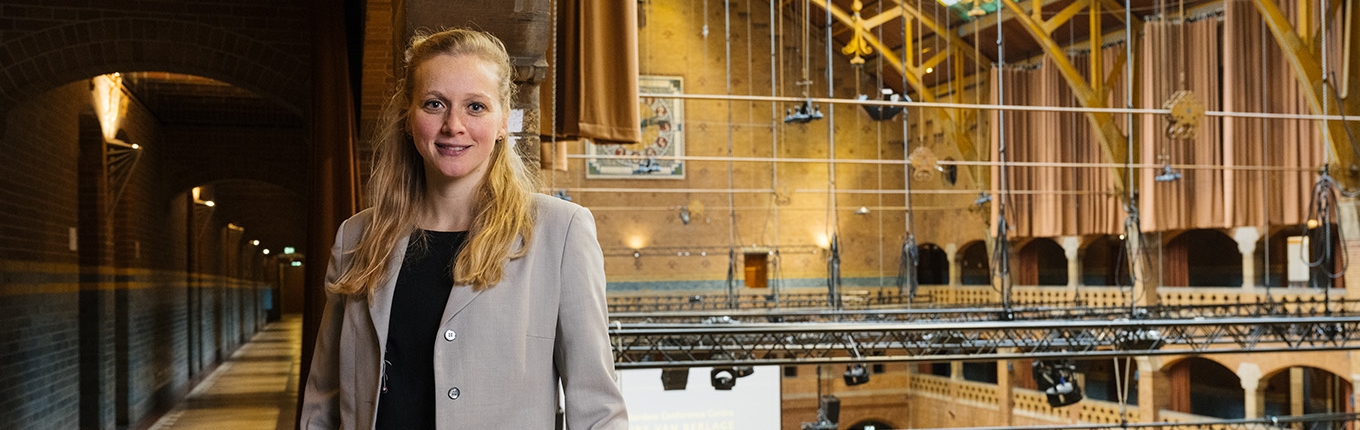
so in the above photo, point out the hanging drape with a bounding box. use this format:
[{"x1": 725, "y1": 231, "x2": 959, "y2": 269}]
[
  {"x1": 1221, "y1": 0, "x2": 1339, "y2": 228},
  {"x1": 1168, "y1": 363, "x2": 1191, "y2": 413},
  {"x1": 1017, "y1": 243, "x2": 1038, "y2": 285},
  {"x1": 549, "y1": 0, "x2": 641, "y2": 145},
  {"x1": 992, "y1": 2, "x2": 1344, "y2": 236},
  {"x1": 1138, "y1": 18, "x2": 1225, "y2": 232},
  {"x1": 1163, "y1": 235, "x2": 1189, "y2": 287},
  {"x1": 989, "y1": 46, "x2": 1127, "y2": 238}
]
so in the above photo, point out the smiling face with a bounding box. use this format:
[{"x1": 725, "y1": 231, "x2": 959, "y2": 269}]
[{"x1": 407, "y1": 53, "x2": 507, "y2": 188}]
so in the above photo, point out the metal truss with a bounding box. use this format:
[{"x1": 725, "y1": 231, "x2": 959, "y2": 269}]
[
  {"x1": 933, "y1": 412, "x2": 1360, "y2": 430},
  {"x1": 610, "y1": 315, "x2": 1360, "y2": 369},
  {"x1": 610, "y1": 294, "x2": 1360, "y2": 324},
  {"x1": 608, "y1": 291, "x2": 926, "y2": 313}
]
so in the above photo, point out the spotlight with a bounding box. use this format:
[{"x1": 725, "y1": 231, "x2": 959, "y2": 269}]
[
  {"x1": 858, "y1": 91, "x2": 905, "y2": 121},
  {"x1": 1032, "y1": 360, "x2": 1083, "y2": 407},
  {"x1": 1116, "y1": 326, "x2": 1164, "y2": 351},
  {"x1": 660, "y1": 368, "x2": 689, "y2": 390},
  {"x1": 710, "y1": 368, "x2": 737, "y2": 390},
  {"x1": 733, "y1": 366, "x2": 754, "y2": 378},
  {"x1": 783, "y1": 100, "x2": 824, "y2": 124},
  {"x1": 843, "y1": 363, "x2": 870, "y2": 386},
  {"x1": 1154, "y1": 164, "x2": 1182, "y2": 182}
]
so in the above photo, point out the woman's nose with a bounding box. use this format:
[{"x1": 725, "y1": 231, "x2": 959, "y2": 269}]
[{"x1": 441, "y1": 113, "x2": 460, "y2": 134}]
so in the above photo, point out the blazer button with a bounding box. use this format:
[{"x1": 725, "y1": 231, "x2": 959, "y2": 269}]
[
  {"x1": 444, "y1": 330, "x2": 456, "y2": 341},
  {"x1": 447, "y1": 387, "x2": 461, "y2": 400}
]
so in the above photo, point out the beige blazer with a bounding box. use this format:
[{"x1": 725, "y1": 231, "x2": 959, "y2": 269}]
[{"x1": 300, "y1": 195, "x2": 628, "y2": 429}]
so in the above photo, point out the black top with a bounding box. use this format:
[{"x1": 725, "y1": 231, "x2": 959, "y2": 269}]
[{"x1": 375, "y1": 230, "x2": 468, "y2": 430}]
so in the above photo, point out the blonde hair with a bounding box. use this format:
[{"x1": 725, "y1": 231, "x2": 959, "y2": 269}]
[{"x1": 330, "y1": 28, "x2": 537, "y2": 297}]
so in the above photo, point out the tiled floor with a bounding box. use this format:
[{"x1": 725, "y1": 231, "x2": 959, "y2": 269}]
[{"x1": 148, "y1": 315, "x2": 302, "y2": 430}]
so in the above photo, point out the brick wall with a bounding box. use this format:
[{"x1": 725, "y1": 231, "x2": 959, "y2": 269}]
[{"x1": 0, "y1": 78, "x2": 271, "y2": 428}]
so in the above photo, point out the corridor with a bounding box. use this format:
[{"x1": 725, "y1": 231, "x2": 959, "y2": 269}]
[{"x1": 147, "y1": 316, "x2": 301, "y2": 430}]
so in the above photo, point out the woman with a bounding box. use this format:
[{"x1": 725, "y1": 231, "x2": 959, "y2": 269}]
[{"x1": 300, "y1": 28, "x2": 628, "y2": 429}]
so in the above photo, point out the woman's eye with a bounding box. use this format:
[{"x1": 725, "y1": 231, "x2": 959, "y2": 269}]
[
  {"x1": 423, "y1": 100, "x2": 445, "y2": 110},
  {"x1": 468, "y1": 102, "x2": 487, "y2": 113}
]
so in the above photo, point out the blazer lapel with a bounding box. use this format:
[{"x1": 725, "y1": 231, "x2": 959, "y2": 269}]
[
  {"x1": 440, "y1": 235, "x2": 522, "y2": 323},
  {"x1": 440, "y1": 284, "x2": 482, "y2": 324},
  {"x1": 369, "y1": 234, "x2": 409, "y2": 350}
]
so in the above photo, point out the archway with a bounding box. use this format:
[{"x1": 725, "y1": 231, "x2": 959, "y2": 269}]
[
  {"x1": 1262, "y1": 366, "x2": 1352, "y2": 416},
  {"x1": 958, "y1": 241, "x2": 990, "y2": 285},
  {"x1": 1166, "y1": 357, "x2": 1244, "y2": 418},
  {"x1": 1018, "y1": 238, "x2": 1066, "y2": 286},
  {"x1": 1164, "y1": 230, "x2": 1242, "y2": 287},
  {"x1": 1080, "y1": 235, "x2": 1132, "y2": 287},
  {"x1": 918, "y1": 243, "x2": 948, "y2": 284}
]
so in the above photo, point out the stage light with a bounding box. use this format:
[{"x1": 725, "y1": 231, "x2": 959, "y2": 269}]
[
  {"x1": 710, "y1": 367, "x2": 737, "y2": 390},
  {"x1": 843, "y1": 364, "x2": 870, "y2": 386},
  {"x1": 660, "y1": 368, "x2": 689, "y2": 390},
  {"x1": 858, "y1": 91, "x2": 907, "y2": 121},
  {"x1": 1032, "y1": 360, "x2": 1083, "y2": 407}
]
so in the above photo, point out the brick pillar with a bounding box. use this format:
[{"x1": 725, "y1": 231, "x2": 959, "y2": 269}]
[
  {"x1": 1339, "y1": 196, "x2": 1360, "y2": 300},
  {"x1": 1136, "y1": 356, "x2": 1170, "y2": 421},
  {"x1": 77, "y1": 110, "x2": 116, "y2": 430},
  {"x1": 997, "y1": 356, "x2": 1014, "y2": 427}
]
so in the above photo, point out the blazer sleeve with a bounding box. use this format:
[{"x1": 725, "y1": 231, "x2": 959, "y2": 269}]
[
  {"x1": 555, "y1": 206, "x2": 629, "y2": 429},
  {"x1": 299, "y1": 218, "x2": 353, "y2": 429}
]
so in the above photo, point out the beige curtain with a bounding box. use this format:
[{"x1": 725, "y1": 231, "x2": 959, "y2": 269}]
[
  {"x1": 1138, "y1": 19, "x2": 1225, "y2": 232},
  {"x1": 550, "y1": 0, "x2": 641, "y2": 145},
  {"x1": 1221, "y1": 0, "x2": 1339, "y2": 228},
  {"x1": 990, "y1": 46, "x2": 1127, "y2": 238}
]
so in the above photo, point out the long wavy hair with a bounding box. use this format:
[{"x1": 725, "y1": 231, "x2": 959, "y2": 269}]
[{"x1": 330, "y1": 28, "x2": 537, "y2": 297}]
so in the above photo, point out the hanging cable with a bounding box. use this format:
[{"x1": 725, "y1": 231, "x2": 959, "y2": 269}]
[
  {"x1": 723, "y1": 0, "x2": 739, "y2": 310},
  {"x1": 769, "y1": 0, "x2": 783, "y2": 305},
  {"x1": 897, "y1": 0, "x2": 919, "y2": 303},
  {"x1": 824, "y1": 0, "x2": 841, "y2": 312},
  {"x1": 993, "y1": 1, "x2": 1013, "y2": 318}
]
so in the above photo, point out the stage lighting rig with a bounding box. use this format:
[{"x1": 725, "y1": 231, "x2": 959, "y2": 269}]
[
  {"x1": 843, "y1": 363, "x2": 870, "y2": 386},
  {"x1": 784, "y1": 100, "x2": 824, "y2": 124},
  {"x1": 660, "y1": 368, "x2": 689, "y2": 390},
  {"x1": 710, "y1": 367, "x2": 738, "y2": 390},
  {"x1": 1033, "y1": 360, "x2": 1083, "y2": 407},
  {"x1": 858, "y1": 89, "x2": 908, "y2": 121}
]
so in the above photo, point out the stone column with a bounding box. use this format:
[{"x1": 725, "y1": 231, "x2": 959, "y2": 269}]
[
  {"x1": 1061, "y1": 236, "x2": 1081, "y2": 296},
  {"x1": 1234, "y1": 227, "x2": 1260, "y2": 289},
  {"x1": 1237, "y1": 363, "x2": 1264, "y2": 418}
]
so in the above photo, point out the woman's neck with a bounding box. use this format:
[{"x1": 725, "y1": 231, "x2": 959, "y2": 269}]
[{"x1": 419, "y1": 178, "x2": 479, "y2": 232}]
